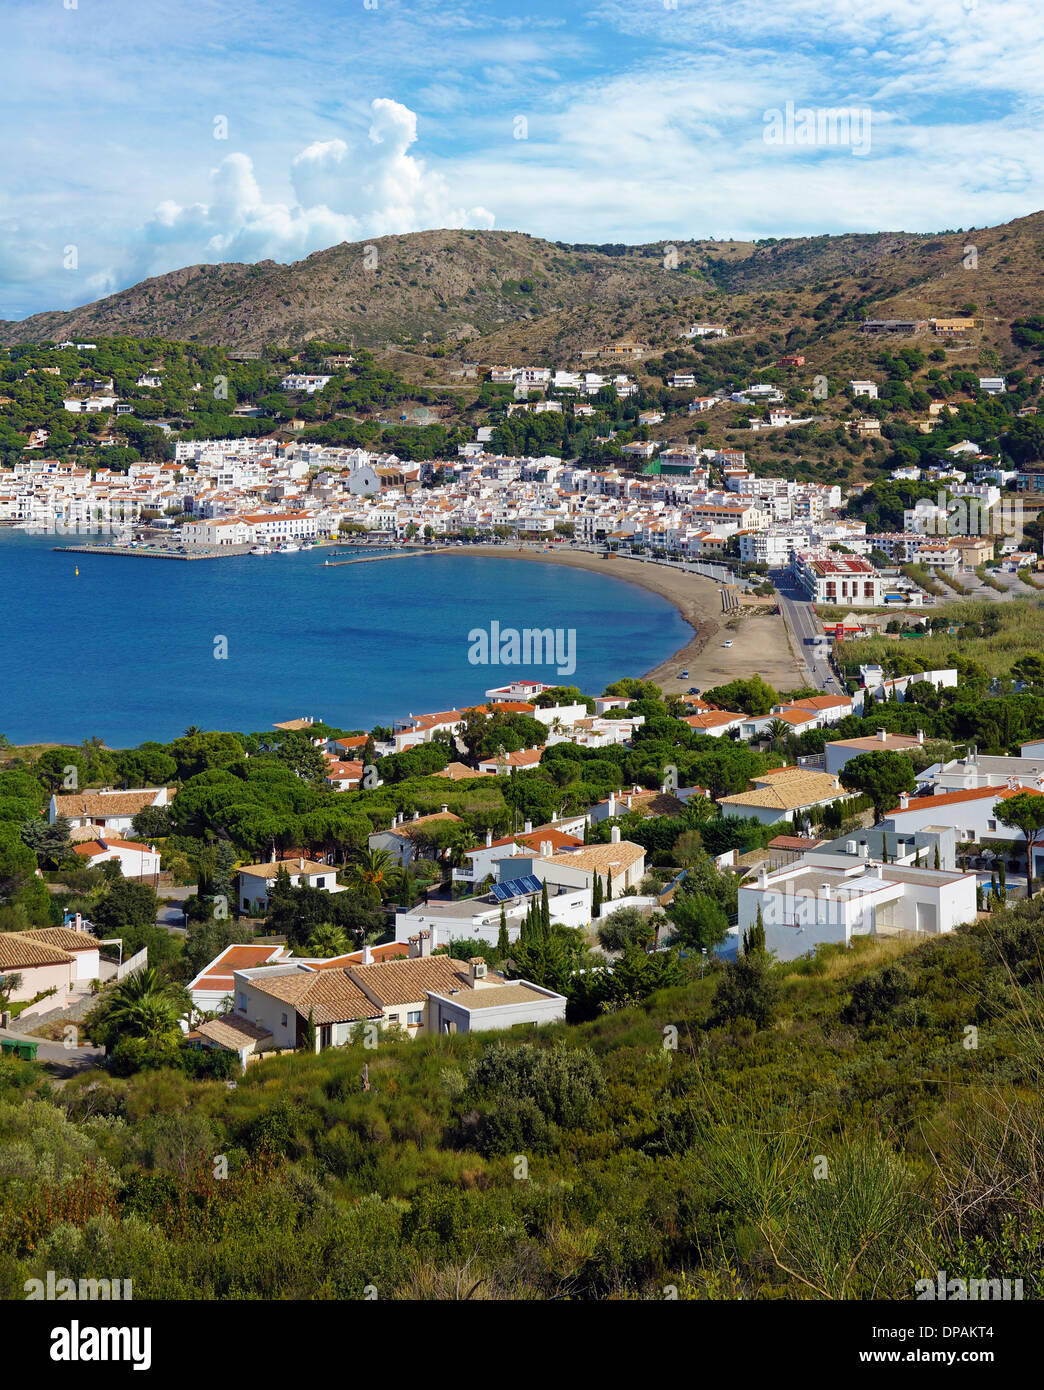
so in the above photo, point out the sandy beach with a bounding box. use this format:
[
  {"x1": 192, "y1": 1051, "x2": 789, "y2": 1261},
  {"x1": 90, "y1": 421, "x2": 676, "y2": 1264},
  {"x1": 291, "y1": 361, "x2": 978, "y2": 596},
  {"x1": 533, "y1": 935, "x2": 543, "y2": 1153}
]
[{"x1": 465, "y1": 546, "x2": 804, "y2": 696}]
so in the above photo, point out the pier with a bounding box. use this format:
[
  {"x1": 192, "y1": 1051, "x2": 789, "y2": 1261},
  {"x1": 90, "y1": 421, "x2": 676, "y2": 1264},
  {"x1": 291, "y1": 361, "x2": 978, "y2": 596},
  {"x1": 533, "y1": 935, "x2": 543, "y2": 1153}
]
[
  {"x1": 320, "y1": 546, "x2": 452, "y2": 567},
  {"x1": 54, "y1": 543, "x2": 252, "y2": 561}
]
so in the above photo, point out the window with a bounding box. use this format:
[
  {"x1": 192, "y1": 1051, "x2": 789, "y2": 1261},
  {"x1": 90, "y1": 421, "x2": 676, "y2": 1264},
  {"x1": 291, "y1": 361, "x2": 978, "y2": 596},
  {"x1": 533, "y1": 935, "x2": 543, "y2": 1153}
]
[
  {"x1": 315, "y1": 877, "x2": 325, "y2": 888},
  {"x1": 387, "y1": 1013, "x2": 399, "y2": 1024},
  {"x1": 281, "y1": 1013, "x2": 288, "y2": 1028},
  {"x1": 237, "y1": 993, "x2": 246, "y2": 1012},
  {"x1": 407, "y1": 1010, "x2": 423, "y2": 1027},
  {"x1": 988, "y1": 819, "x2": 997, "y2": 832}
]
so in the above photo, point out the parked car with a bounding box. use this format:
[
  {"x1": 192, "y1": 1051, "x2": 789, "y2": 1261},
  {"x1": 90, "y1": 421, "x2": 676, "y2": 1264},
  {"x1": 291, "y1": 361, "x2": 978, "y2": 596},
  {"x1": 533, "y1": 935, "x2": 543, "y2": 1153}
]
[{"x1": 723, "y1": 639, "x2": 734, "y2": 648}]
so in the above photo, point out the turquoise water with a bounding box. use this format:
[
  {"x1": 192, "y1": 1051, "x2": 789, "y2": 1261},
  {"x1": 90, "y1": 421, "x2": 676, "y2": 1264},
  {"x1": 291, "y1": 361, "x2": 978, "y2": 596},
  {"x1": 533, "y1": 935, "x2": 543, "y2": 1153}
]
[{"x1": 0, "y1": 533, "x2": 691, "y2": 746}]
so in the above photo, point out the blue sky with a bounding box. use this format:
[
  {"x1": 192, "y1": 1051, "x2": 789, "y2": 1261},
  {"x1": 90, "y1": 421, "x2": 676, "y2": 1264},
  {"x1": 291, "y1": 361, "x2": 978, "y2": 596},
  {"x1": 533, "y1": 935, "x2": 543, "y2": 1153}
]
[{"x1": 2, "y1": 0, "x2": 1042, "y2": 318}]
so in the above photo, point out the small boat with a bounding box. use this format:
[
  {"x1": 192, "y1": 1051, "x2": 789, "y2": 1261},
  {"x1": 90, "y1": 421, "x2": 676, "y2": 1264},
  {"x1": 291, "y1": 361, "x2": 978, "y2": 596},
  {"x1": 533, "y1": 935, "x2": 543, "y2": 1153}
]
[
  {"x1": 280, "y1": 543, "x2": 300, "y2": 553},
  {"x1": 250, "y1": 545, "x2": 271, "y2": 556}
]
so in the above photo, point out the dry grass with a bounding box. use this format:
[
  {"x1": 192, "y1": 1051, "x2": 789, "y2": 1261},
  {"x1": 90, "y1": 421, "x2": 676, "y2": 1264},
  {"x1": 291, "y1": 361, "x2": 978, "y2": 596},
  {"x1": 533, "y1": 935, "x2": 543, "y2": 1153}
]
[{"x1": 840, "y1": 597, "x2": 1044, "y2": 678}]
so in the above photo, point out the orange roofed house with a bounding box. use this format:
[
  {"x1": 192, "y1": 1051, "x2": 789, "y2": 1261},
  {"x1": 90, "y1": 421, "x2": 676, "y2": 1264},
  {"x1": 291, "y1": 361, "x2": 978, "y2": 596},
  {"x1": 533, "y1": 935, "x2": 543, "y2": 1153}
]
[
  {"x1": 0, "y1": 926, "x2": 101, "y2": 1017},
  {"x1": 48, "y1": 786, "x2": 174, "y2": 838},
  {"x1": 215, "y1": 931, "x2": 566, "y2": 1058}
]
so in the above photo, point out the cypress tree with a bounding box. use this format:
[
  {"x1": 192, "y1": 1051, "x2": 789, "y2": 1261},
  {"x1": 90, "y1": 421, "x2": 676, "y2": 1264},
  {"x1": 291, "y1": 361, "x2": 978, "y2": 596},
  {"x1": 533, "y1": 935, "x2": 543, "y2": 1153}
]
[
  {"x1": 497, "y1": 905, "x2": 509, "y2": 958},
  {"x1": 592, "y1": 873, "x2": 603, "y2": 918},
  {"x1": 933, "y1": 843, "x2": 940, "y2": 870},
  {"x1": 606, "y1": 868, "x2": 613, "y2": 903},
  {"x1": 540, "y1": 880, "x2": 551, "y2": 934},
  {"x1": 743, "y1": 905, "x2": 766, "y2": 955}
]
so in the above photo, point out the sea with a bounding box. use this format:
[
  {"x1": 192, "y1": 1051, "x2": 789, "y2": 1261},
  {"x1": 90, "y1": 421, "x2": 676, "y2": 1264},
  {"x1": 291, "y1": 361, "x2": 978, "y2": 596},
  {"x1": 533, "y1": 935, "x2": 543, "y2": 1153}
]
[{"x1": 0, "y1": 532, "x2": 691, "y2": 747}]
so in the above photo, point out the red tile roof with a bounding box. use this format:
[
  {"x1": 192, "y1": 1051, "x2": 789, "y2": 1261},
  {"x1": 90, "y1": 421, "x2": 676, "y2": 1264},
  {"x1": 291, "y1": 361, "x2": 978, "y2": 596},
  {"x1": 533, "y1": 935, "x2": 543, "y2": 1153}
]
[{"x1": 896, "y1": 786, "x2": 1041, "y2": 813}]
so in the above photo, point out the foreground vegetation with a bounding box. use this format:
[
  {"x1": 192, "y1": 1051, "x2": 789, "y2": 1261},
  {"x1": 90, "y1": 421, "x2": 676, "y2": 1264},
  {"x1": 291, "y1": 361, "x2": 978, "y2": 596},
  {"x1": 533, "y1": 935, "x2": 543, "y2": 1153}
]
[{"x1": 2, "y1": 896, "x2": 1043, "y2": 1300}]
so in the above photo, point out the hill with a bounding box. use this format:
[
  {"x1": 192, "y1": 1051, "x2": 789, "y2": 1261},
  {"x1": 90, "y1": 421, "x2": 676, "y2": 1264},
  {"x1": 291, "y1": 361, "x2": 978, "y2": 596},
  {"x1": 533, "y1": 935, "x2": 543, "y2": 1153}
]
[
  {"x1": 3, "y1": 214, "x2": 1043, "y2": 359},
  {"x1": 3, "y1": 904, "x2": 1044, "y2": 1299}
]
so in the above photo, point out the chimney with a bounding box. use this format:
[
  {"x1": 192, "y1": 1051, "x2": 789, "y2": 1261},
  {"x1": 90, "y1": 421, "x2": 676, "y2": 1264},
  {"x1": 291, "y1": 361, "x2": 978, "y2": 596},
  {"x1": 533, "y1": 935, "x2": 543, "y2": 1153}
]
[
  {"x1": 485, "y1": 829, "x2": 493, "y2": 848},
  {"x1": 412, "y1": 809, "x2": 420, "y2": 821},
  {"x1": 917, "y1": 728, "x2": 925, "y2": 745},
  {"x1": 299, "y1": 857, "x2": 305, "y2": 870},
  {"x1": 877, "y1": 728, "x2": 887, "y2": 742},
  {"x1": 860, "y1": 839, "x2": 869, "y2": 861},
  {"x1": 898, "y1": 792, "x2": 909, "y2": 810},
  {"x1": 608, "y1": 792, "x2": 616, "y2": 816},
  {"x1": 524, "y1": 819, "x2": 533, "y2": 834},
  {"x1": 407, "y1": 934, "x2": 421, "y2": 959},
  {"x1": 361, "y1": 943, "x2": 373, "y2": 966},
  {"x1": 540, "y1": 840, "x2": 553, "y2": 858},
  {"x1": 610, "y1": 826, "x2": 621, "y2": 843},
  {"x1": 469, "y1": 956, "x2": 488, "y2": 983},
  {"x1": 757, "y1": 864, "x2": 769, "y2": 888},
  {"x1": 845, "y1": 840, "x2": 856, "y2": 855},
  {"x1": 625, "y1": 795, "x2": 632, "y2": 809},
  {"x1": 441, "y1": 804, "x2": 448, "y2": 814},
  {"x1": 419, "y1": 929, "x2": 432, "y2": 957},
  {"x1": 820, "y1": 883, "x2": 832, "y2": 900}
]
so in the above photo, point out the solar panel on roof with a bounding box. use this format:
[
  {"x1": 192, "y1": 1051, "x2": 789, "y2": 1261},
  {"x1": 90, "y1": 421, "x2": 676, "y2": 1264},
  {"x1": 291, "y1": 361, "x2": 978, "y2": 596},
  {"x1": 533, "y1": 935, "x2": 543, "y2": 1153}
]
[
  {"x1": 522, "y1": 874, "x2": 542, "y2": 893},
  {"x1": 490, "y1": 883, "x2": 509, "y2": 902}
]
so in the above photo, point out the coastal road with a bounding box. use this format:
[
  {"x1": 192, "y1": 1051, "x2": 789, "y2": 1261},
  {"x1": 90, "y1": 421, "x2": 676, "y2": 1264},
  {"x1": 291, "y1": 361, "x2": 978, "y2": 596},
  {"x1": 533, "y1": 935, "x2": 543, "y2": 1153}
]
[{"x1": 772, "y1": 574, "x2": 846, "y2": 695}]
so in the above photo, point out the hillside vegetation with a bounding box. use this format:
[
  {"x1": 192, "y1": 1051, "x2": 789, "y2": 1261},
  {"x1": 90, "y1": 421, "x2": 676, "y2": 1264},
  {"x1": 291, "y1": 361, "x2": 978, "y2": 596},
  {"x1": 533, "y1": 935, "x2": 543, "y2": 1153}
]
[
  {"x1": 2, "y1": 904, "x2": 1043, "y2": 1300},
  {"x1": 4, "y1": 214, "x2": 1044, "y2": 366}
]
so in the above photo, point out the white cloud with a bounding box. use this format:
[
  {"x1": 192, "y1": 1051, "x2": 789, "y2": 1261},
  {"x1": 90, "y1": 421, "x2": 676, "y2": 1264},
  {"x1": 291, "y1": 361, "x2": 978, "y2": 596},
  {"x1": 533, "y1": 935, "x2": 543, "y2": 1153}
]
[{"x1": 132, "y1": 99, "x2": 493, "y2": 279}]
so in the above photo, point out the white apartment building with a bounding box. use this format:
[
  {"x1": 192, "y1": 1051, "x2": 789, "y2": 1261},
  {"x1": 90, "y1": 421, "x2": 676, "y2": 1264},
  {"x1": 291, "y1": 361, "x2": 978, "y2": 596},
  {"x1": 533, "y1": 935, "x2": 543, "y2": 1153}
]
[
  {"x1": 792, "y1": 550, "x2": 883, "y2": 606},
  {"x1": 738, "y1": 858, "x2": 976, "y2": 962},
  {"x1": 279, "y1": 374, "x2": 332, "y2": 393}
]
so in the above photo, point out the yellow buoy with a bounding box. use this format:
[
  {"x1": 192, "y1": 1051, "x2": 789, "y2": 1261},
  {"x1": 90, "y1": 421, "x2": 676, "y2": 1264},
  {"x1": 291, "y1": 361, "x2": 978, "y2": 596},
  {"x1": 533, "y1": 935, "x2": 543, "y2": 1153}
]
[{"x1": 75, "y1": 566, "x2": 79, "y2": 576}]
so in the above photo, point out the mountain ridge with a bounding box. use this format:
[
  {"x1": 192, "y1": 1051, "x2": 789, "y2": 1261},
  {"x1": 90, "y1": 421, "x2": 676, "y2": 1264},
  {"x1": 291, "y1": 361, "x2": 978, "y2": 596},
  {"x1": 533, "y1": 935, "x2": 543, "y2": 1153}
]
[{"x1": 2, "y1": 216, "x2": 1043, "y2": 358}]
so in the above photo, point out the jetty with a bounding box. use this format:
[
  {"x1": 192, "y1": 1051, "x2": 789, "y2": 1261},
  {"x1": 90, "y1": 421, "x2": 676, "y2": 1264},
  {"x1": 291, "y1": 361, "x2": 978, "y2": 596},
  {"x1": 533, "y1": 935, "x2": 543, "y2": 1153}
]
[
  {"x1": 54, "y1": 543, "x2": 252, "y2": 561},
  {"x1": 321, "y1": 547, "x2": 452, "y2": 567}
]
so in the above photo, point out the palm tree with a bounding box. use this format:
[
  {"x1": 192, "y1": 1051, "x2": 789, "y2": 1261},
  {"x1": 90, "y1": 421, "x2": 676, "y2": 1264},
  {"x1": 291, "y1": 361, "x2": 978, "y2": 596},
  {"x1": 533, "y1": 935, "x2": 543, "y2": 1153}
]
[
  {"x1": 105, "y1": 968, "x2": 184, "y2": 1039},
  {"x1": 766, "y1": 718, "x2": 790, "y2": 752},
  {"x1": 304, "y1": 923, "x2": 351, "y2": 959},
  {"x1": 348, "y1": 847, "x2": 396, "y2": 901}
]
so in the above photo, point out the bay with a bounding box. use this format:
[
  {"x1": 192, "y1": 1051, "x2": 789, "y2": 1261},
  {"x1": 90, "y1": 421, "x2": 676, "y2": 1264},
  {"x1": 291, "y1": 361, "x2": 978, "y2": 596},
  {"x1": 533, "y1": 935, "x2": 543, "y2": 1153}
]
[{"x1": 0, "y1": 533, "x2": 690, "y2": 747}]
